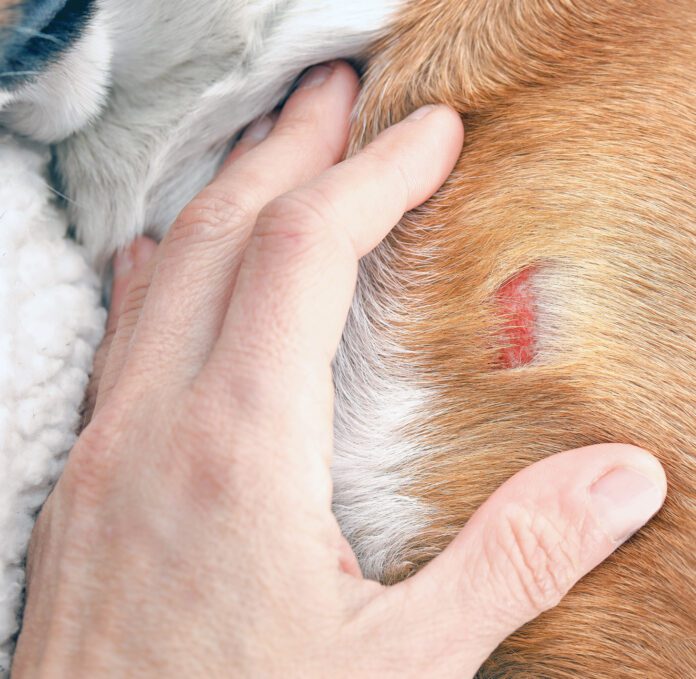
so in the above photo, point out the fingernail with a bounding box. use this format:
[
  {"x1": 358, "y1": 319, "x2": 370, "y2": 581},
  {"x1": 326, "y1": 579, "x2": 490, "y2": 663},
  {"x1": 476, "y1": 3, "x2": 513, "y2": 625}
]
[
  {"x1": 243, "y1": 114, "x2": 275, "y2": 143},
  {"x1": 113, "y1": 245, "x2": 134, "y2": 277},
  {"x1": 590, "y1": 467, "x2": 666, "y2": 543},
  {"x1": 114, "y1": 238, "x2": 156, "y2": 277},
  {"x1": 132, "y1": 237, "x2": 157, "y2": 268},
  {"x1": 405, "y1": 104, "x2": 438, "y2": 121},
  {"x1": 298, "y1": 63, "x2": 334, "y2": 90}
]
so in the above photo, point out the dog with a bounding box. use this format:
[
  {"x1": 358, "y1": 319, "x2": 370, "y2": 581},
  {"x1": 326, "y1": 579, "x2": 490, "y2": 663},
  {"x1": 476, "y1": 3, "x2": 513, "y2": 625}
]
[{"x1": 1, "y1": 0, "x2": 694, "y2": 676}]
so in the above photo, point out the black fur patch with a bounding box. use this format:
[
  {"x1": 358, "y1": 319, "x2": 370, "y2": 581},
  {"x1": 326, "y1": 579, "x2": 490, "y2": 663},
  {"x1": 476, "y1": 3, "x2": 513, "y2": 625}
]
[{"x1": 0, "y1": 0, "x2": 95, "y2": 90}]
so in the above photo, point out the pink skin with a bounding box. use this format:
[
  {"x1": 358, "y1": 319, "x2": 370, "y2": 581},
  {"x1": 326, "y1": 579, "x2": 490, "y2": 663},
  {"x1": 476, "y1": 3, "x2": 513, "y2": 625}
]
[
  {"x1": 497, "y1": 268, "x2": 538, "y2": 368},
  {"x1": 14, "y1": 62, "x2": 665, "y2": 678}
]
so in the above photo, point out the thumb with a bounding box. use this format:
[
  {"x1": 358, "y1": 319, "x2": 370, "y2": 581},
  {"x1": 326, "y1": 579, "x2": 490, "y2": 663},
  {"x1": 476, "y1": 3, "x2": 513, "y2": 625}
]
[{"x1": 380, "y1": 444, "x2": 666, "y2": 677}]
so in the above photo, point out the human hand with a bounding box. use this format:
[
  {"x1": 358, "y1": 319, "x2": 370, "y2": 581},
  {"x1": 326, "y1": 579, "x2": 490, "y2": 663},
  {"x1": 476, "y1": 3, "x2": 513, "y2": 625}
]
[{"x1": 13, "y1": 61, "x2": 666, "y2": 678}]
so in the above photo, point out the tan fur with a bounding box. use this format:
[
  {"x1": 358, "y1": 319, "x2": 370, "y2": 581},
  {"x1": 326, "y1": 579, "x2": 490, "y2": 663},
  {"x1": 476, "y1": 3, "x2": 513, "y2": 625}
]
[{"x1": 350, "y1": 1, "x2": 696, "y2": 676}]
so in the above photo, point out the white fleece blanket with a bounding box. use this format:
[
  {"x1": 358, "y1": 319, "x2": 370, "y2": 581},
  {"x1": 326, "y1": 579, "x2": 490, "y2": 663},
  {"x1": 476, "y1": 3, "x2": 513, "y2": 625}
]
[{"x1": 0, "y1": 134, "x2": 104, "y2": 672}]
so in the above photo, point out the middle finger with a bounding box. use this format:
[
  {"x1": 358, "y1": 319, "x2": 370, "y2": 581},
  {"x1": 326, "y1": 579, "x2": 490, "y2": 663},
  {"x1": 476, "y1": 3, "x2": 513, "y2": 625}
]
[{"x1": 105, "y1": 61, "x2": 359, "y2": 397}]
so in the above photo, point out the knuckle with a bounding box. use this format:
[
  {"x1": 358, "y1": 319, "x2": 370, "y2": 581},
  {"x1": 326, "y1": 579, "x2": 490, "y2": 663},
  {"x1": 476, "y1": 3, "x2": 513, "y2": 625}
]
[
  {"x1": 357, "y1": 143, "x2": 392, "y2": 168},
  {"x1": 253, "y1": 190, "x2": 341, "y2": 259},
  {"x1": 275, "y1": 118, "x2": 344, "y2": 163},
  {"x1": 359, "y1": 144, "x2": 411, "y2": 205},
  {"x1": 176, "y1": 442, "x2": 239, "y2": 511},
  {"x1": 275, "y1": 116, "x2": 314, "y2": 140},
  {"x1": 495, "y1": 504, "x2": 579, "y2": 614},
  {"x1": 179, "y1": 384, "x2": 228, "y2": 439},
  {"x1": 63, "y1": 419, "x2": 121, "y2": 508},
  {"x1": 168, "y1": 388, "x2": 243, "y2": 506},
  {"x1": 255, "y1": 194, "x2": 325, "y2": 253},
  {"x1": 171, "y1": 189, "x2": 254, "y2": 248}
]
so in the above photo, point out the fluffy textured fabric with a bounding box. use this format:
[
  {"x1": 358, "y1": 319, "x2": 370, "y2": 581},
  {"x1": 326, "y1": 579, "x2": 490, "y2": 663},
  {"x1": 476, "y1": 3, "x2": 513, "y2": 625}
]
[{"x1": 0, "y1": 136, "x2": 104, "y2": 671}]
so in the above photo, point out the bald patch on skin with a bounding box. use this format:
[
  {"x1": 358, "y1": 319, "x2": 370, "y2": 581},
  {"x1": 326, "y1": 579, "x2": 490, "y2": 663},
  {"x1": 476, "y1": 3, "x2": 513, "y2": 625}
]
[{"x1": 496, "y1": 267, "x2": 538, "y2": 369}]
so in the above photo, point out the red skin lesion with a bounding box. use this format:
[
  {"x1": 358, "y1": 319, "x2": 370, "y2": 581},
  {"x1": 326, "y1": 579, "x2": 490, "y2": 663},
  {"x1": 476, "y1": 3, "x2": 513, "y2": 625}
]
[{"x1": 496, "y1": 268, "x2": 537, "y2": 368}]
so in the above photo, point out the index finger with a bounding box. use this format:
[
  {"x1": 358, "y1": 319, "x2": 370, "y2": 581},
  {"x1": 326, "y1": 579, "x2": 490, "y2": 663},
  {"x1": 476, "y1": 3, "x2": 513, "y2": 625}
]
[{"x1": 203, "y1": 105, "x2": 462, "y2": 432}]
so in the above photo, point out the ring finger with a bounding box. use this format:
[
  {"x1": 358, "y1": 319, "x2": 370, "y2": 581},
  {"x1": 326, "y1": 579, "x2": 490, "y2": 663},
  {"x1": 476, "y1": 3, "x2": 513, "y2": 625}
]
[{"x1": 95, "y1": 61, "x2": 360, "y2": 411}]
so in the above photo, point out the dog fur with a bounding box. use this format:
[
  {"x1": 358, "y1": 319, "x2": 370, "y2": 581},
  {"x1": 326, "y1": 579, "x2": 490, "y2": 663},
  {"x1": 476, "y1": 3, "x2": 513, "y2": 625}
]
[{"x1": 341, "y1": 1, "x2": 696, "y2": 676}]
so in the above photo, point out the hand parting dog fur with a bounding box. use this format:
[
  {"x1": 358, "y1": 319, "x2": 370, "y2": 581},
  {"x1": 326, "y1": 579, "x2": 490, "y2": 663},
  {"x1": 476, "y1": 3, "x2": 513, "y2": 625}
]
[{"x1": 0, "y1": 1, "x2": 694, "y2": 676}]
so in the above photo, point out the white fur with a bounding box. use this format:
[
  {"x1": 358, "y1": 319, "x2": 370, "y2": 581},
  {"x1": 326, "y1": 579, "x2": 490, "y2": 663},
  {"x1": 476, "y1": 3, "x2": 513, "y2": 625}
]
[
  {"x1": 334, "y1": 267, "x2": 436, "y2": 579},
  {"x1": 51, "y1": 0, "x2": 404, "y2": 260},
  {"x1": 0, "y1": 1, "x2": 430, "y2": 669}
]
